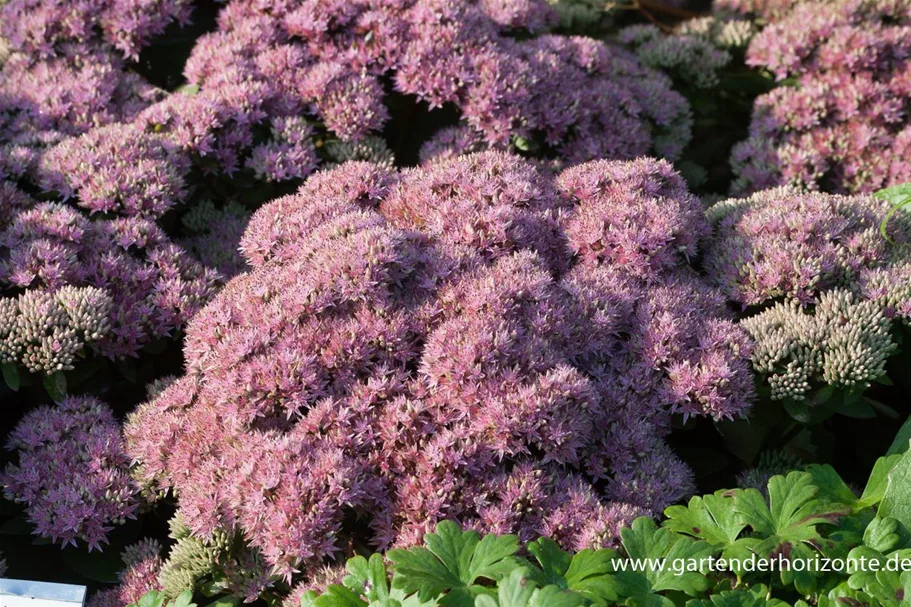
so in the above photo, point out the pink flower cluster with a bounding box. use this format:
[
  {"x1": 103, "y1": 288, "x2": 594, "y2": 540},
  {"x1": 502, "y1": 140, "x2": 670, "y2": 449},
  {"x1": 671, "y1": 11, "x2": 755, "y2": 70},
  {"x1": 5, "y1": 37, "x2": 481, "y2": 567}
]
[
  {"x1": 0, "y1": 0, "x2": 192, "y2": 59},
  {"x1": 88, "y1": 540, "x2": 165, "y2": 607},
  {"x1": 125, "y1": 0, "x2": 690, "y2": 180},
  {"x1": 731, "y1": 0, "x2": 911, "y2": 194},
  {"x1": 0, "y1": 48, "x2": 161, "y2": 175},
  {"x1": 0, "y1": 181, "x2": 220, "y2": 359},
  {"x1": 705, "y1": 186, "x2": 911, "y2": 315},
  {"x1": 0, "y1": 396, "x2": 141, "y2": 550},
  {"x1": 125, "y1": 153, "x2": 754, "y2": 581}
]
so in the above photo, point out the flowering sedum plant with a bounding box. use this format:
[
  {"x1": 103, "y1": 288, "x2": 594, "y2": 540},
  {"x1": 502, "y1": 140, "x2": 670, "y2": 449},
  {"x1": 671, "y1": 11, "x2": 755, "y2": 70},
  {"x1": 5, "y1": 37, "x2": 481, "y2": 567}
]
[
  {"x1": 124, "y1": 153, "x2": 754, "y2": 587},
  {"x1": 731, "y1": 0, "x2": 911, "y2": 195},
  {"x1": 705, "y1": 186, "x2": 911, "y2": 406},
  {"x1": 0, "y1": 395, "x2": 141, "y2": 550}
]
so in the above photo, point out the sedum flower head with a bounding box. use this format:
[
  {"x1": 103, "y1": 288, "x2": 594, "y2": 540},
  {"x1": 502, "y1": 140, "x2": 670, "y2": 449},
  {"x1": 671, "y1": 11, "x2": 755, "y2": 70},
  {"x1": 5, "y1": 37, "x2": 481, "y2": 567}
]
[
  {"x1": 87, "y1": 540, "x2": 165, "y2": 607},
  {"x1": 0, "y1": 286, "x2": 112, "y2": 373},
  {"x1": 705, "y1": 187, "x2": 911, "y2": 307},
  {"x1": 0, "y1": 0, "x2": 192, "y2": 58},
  {"x1": 129, "y1": 0, "x2": 690, "y2": 183},
  {"x1": 732, "y1": 0, "x2": 911, "y2": 194},
  {"x1": 125, "y1": 153, "x2": 754, "y2": 580},
  {"x1": 1, "y1": 198, "x2": 221, "y2": 360},
  {"x1": 618, "y1": 24, "x2": 732, "y2": 89},
  {"x1": 0, "y1": 396, "x2": 141, "y2": 550},
  {"x1": 37, "y1": 123, "x2": 189, "y2": 218},
  {"x1": 742, "y1": 289, "x2": 897, "y2": 400}
]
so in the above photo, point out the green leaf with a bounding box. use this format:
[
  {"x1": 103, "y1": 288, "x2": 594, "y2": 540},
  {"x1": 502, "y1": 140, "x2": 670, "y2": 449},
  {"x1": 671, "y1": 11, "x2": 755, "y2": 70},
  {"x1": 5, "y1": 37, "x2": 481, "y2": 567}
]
[
  {"x1": 43, "y1": 370, "x2": 67, "y2": 402},
  {"x1": 138, "y1": 592, "x2": 166, "y2": 607},
  {"x1": 685, "y1": 585, "x2": 786, "y2": 606},
  {"x1": 169, "y1": 591, "x2": 197, "y2": 607},
  {"x1": 874, "y1": 183, "x2": 911, "y2": 244},
  {"x1": 344, "y1": 554, "x2": 391, "y2": 601},
  {"x1": 664, "y1": 492, "x2": 745, "y2": 547},
  {"x1": 878, "y1": 451, "x2": 911, "y2": 544},
  {"x1": 805, "y1": 464, "x2": 861, "y2": 511},
  {"x1": 887, "y1": 418, "x2": 911, "y2": 456},
  {"x1": 313, "y1": 586, "x2": 368, "y2": 607},
  {"x1": 389, "y1": 522, "x2": 520, "y2": 606},
  {"x1": 491, "y1": 569, "x2": 536, "y2": 607},
  {"x1": 864, "y1": 517, "x2": 900, "y2": 553},
  {"x1": 734, "y1": 472, "x2": 847, "y2": 594},
  {"x1": 615, "y1": 517, "x2": 713, "y2": 602},
  {"x1": 1, "y1": 362, "x2": 20, "y2": 391},
  {"x1": 862, "y1": 454, "x2": 904, "y2": 507}
]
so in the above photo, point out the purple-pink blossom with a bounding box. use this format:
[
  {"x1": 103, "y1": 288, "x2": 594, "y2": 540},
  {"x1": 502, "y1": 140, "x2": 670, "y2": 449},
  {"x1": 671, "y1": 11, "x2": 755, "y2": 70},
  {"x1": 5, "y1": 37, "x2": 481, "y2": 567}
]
[
  {"x1": 125, "y1": 153, "x2": 754, "y2": 579},
  {"x1": 1, "y1": 396, "x2": 141, "y2": 550}
]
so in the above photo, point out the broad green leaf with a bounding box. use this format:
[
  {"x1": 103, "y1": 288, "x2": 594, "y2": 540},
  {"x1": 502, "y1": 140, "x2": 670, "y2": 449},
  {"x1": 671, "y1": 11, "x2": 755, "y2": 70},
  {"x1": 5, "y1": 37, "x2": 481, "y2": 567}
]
[
  {"x1": 526, "y1": 538, "x2": 571, "y2": 586},
  {"x1": 805, "y1": 464, "x2": 861, "y2": 511},
  {"x1": 1, "y1": 362, "x2": 20, "y2": 391},
  {"x1": 862, "y1": 454, "x2": 904, "y2": 507},
  {"x1": 527, "y1": 586, "x2": 585, "y2": 607},
  {"x1": 389, "y1": 522, "x2": 519, "y2": 606},
  {"x1": 313, "y1": 586, "x2": 368, "y2": 607},
  {"x1": 887, "y1": 420, "x2": 911, "y2": 456},
  {"x1": 864, "y1": 517, "x2": 901, "y2": 553},
  {"x1": 562, "y1": 549, "x2": 620, "y2": 602},
  {"x1": 491, "y1": 569, "x2": 535, "y2": 607},
  {"x1": 685, "y1": 584, "x2": 787, "y2": 606},
  {"x1": 615, "y1": 517, "x2": 713, "y2": 602},
  {"x1": 138, "y1": 592, "x2": 166, "y2": 607},
  {"x1": 734, "y1": 472, "x2": 848, "y2": 594},
  {"x1": 169, "y1": 591, "x2": 196, "y2": 607},
  {"x1": 664, "y1": 492, "x2": 745, "y2": 547},
  {"x1": 43, "y1": 370, "x2": 67, "y2": 402},
  {"x1": 879, "y1": 451, "x2": 911, "y2": 544},
  {"x1": 344, "y1": 554, "x2": 391, "y2": 601},
  {"x1": 874, "y1": 183, "x2": 911, "y2": 244}
]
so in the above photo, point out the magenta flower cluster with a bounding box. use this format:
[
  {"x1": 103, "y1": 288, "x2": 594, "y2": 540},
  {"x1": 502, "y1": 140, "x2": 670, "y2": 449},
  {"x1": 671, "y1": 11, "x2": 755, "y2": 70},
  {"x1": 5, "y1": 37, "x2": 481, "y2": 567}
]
[
  {"x1": 125, "y1": 153, "x2": 754, "y2": 581},
  {"x1": 731, "y1": 0, "x2": 911, "y2": 194},
  {"x1": 705, "y1": 187, "x2": 911, "y2": 312},
  {"x1": 122, "y1": 0, "x2": 691, "y2": 181},
  {"x1": 0, "y1": 0, "x2": 192, "y2": 59},
  {"x1": 0, "y1": 181, "x2": 220, "y2": 360},
  {"x1": 0, "y1": 396, "x2": 141, "y2": 550}
]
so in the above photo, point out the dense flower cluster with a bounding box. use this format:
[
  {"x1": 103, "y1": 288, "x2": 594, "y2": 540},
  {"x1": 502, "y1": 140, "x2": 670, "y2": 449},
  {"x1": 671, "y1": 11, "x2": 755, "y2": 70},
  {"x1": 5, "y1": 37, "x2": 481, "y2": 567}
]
[
  {"x1": 731, "y1": 0, "x2": 911, "y2": 194},
  {"x1": 705, "y1": 187, "x2": 911, "y2": 309},
  {"x1": 0, "y1": 184, "x2": 220, "y2": 360},
  {"x1": 125, "y1": 153, "x2": 754, "y2": 582},
  {"x1": 0, "y1": 396, "x2": 140, "y2": 550},
  {"x1": 126, "y1": 0, "x2": 690, "y2": 182},
  {"x1": 713, "y1": 0, "x2": 795, "y2": 20},
  {"x1": 0, "y1": 0, "x2": 192, "y2": 58},
  {"x1": 0, "y1": 48, "x2": 161, "y2": 172},
  {"x1": 38, "y1": 124, "x2": 188, "y2": 218},
  {"x1": 706, "y1": 188, "x2": 911, "y2": 398},
  {"x1": 743, "y1": 291, "x2": 897, "y2": 400},
  {"x1": 0, "y1": 286, "x2": 112, "y2": 373},
  {"x1": 618, "y1": 24, "x2": 732, "y2": 89},
  {"x1": 677, "y1": 15, "x2": 756, "y2": 50},
  {"x1": 88, "y1": 540, "x2": 165, "y2": 607}
]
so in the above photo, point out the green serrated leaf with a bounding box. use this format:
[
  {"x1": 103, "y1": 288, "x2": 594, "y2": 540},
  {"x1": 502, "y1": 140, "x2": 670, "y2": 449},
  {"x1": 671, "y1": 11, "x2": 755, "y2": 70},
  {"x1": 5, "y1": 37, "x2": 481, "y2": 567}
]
[
  {"x1": 169, "y1": 590, "x2": 196, "y2": 607},
  {"x1": 864, "y1": 517, "x2": 900, "y2": 553},
  {"x1": 805, "y1": 464, "x2": 861, "y2": 511},
  {"x1": 389, "y1": 522, "x2": 519, "y2": 606},
  {"x1": 875, "y1": 183, "x2": 911, "y2": 244},
  {"x1": 887, "y1": 419, "x2": 911, "y2": 456}
]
